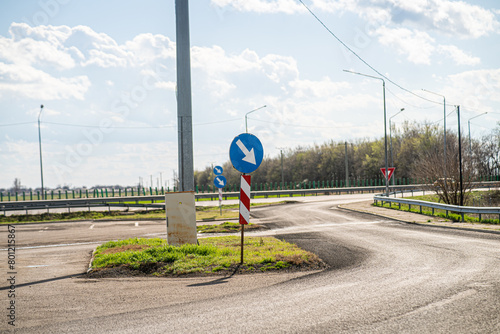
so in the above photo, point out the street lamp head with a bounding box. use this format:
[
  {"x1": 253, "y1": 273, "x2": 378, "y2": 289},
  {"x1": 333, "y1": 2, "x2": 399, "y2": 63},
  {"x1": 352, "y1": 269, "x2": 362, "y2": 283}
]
[
  {"x1": 401, "y1": 108, "x2": 404, "y2": 112},
  {"x1": 40, "y1": 104, "x2": 44, "y2": 109}
]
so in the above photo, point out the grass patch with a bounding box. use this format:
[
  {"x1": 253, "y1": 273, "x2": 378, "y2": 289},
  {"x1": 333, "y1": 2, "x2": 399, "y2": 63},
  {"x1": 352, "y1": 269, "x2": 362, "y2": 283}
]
[
  {"x1": 197, "y1": 222, "x2": 264, "y2": 233},
  {"x1": 88, "y1": 236, "x2": 326, "y2": 277}
]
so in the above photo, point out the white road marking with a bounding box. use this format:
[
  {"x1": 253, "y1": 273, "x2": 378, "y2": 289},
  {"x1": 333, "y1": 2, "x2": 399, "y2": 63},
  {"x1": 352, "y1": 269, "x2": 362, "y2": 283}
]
[
  {"x1": 89, "y1": 224, "x2": 94, "y2": 229},
  {"x1": 0, "y1": 241, "x2": 103, "y2": 251},
  {"x1": 25, "y1": 265, "x2": 49, "y2": 268},
  {"x1": 135, "y1": 222, "x2": 139, "y2": 227}
]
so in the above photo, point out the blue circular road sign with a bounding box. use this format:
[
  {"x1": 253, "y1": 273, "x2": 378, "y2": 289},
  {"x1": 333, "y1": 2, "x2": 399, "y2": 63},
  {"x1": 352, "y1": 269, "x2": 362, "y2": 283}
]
[
  {"x1": 229, "y1": 133, "x2": 264, "y2": 174},
  {"x1": 213, "y1": 165, "x2": 223, "y2": 175},
  {"x1": 213, "y1": 175, "x2": 227, "y2": 188}
]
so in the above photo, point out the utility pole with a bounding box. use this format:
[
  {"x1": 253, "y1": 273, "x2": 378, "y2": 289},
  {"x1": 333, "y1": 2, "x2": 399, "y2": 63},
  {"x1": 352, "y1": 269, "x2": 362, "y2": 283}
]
[
  {"x1": 176, "y1": 0, "x2": 194, "y2": 191},
  {"x1": 38, "y1": 104, "x2": 45, "y2": 200},
  {"x1": 457, "y1": 106, "x2": 464, "y2": 207},
  {"x1": 280, "y1": 149, "x2": 284, "y2": 189},
  {"x1": 344, "y1": 70, "x2": 389, "y2": 196},
  {"x1": 389, "y1": 108, "x2": 405, "y2": 186},
  {"x1": 344, "y1": 142, "x2": 349, "y2": 187}
]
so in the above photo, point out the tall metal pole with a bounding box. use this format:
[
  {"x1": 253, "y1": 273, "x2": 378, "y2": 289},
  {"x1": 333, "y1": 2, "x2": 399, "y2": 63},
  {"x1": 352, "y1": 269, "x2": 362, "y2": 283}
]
[
  {"x1": 344, "y1": 141, "x2": 348, "y2": 187},
  {"x1": 38, "y1": 104, "x2": 45, "y2": 200},
  {"x1": 468, "y1": 112, "x2": 488, "y2": 155},
  {"x1": 176, "y1": 0, "x2": 194, "y2": 191},
  {"x1": 280, "y1": 149, "x2": 284, "y2": 189},
  {"x1": 343, "y1": 70, "x2": 389, "y2": 196},
  {"x1": 389, "y1": 108, "x2": 404, "y2": 186},
  {"x1": 382, "y1": 80, "x2": 389, "y2": 196},
  {"x1": 457, "y1": 106, "x2": 464, "y2": 206}
]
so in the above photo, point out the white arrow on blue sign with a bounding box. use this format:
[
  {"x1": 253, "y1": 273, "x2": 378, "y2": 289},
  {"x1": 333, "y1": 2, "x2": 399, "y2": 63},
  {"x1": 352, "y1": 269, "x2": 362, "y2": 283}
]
[
  {"x1": 213, "y1": 165, "x2": 223, "y2": 175},
  {"x1": 229, "y1": 133, "x2": 264, "y2": 174},
  {"x1": 213, "y1": 175, "x2": 227, "y2": 188}
]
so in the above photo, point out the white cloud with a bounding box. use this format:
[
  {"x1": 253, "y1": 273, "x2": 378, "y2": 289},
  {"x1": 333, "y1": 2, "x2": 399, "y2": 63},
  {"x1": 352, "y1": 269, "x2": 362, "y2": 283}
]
[
  {"x1": 155, "y1": 81, "x2": 176, "y2": 91},
  {"x1": 0, "y1": 23, "x2": 180, "y2": 102},
  {"x1": 437, "y1": 44, "x2": 480, "y2": 66},
  {"x1": 445, "y1": 69, "x2": 500, "y2": 109},
  {"x1": 312, "y1": 0, "x2": 499, "y2": 39},
  {"x1": 191, "y1": 45, "x2": 299, "y2": 98},
  {"x1": 123, "y1": 33, "x2": 176, "y2": 65},
  {"x1": 376, "y1": 27, "x2": 435, "y2": 65},
  {"x1": 211, "y1": 0, "x2": 305, "y2": 14},
  {"x1": 0, "y1": 62, "x2": 90, "y2": 100},
  {"x1": 289, "y1": 77, "x2": 351, "y2": 98}
]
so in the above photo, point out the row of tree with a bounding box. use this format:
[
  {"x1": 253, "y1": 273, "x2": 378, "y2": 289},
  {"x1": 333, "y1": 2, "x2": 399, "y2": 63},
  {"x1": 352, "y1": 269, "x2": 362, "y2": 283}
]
[{"x1": 194, "y1": 121, "x2": 500, "y2": 204}]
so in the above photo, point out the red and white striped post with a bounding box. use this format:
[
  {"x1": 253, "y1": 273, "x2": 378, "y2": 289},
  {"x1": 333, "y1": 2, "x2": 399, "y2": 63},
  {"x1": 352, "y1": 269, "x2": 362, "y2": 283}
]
[{"x1": 239, "y1": 174, "x2": 251, "y2": 263}]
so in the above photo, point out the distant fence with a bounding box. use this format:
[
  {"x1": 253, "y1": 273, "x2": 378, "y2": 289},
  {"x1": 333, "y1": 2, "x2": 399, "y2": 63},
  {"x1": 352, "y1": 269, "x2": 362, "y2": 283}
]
[
  {"x1": 2, "y1": 185, "x2": 417, "y2": 215},
  {"x1": 2, "y1": 180, "x2": 499, "y2": 215},
  {"x1": 3, "y1": 175, "x2": 500, "y2": 202}
]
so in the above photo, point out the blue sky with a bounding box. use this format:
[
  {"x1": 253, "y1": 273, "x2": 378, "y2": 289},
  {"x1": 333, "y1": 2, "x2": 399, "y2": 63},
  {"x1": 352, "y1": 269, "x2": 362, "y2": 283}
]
[{"x1": 1, "y1": 0, "x2": 499, "y2": 189}]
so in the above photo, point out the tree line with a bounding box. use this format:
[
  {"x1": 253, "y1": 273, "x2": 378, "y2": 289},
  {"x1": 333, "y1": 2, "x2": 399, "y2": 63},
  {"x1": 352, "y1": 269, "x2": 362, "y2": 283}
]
[{"x1": 194, "y1": 121, "x2": 500, "y2": 196}]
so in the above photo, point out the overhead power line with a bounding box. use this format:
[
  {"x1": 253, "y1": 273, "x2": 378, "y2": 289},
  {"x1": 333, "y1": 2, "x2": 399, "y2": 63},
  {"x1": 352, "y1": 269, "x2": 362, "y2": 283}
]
[
  {"x1": 0, "y1": 121, "x2": 35, "y2": 127},
  {"x1": 297, "y1": 0, "x2": 445, "y2": 106}
]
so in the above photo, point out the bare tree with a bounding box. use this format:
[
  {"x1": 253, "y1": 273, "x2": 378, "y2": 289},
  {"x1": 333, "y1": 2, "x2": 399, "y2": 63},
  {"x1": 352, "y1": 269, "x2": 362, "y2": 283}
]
[
  {"x1": 12, "y1": 178, "x2": 22, "y2": 193},
  {"x1": 412, "y1": 133, "x2": 474, "y2": 205}
]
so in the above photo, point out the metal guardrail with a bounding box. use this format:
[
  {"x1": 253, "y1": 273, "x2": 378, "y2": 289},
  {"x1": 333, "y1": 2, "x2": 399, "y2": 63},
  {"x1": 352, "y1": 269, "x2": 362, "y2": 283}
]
[
  {"x1": 2, "y1": 185, "x2": 419, "y2": 214},
  {"x1": 374, "y1": 194, "x2": 500, "y2": 222}
]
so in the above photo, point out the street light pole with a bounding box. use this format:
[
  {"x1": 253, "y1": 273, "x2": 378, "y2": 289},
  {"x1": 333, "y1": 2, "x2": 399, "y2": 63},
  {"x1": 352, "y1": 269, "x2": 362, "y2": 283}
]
[
  {"x1": 468, "y1": 112, "x2": 488, "y2": 155},
  {"x1": 344, "y1": 141, "x2": 349, "y2": 188},
  {"x1": 457, "y1": 105, "x2": 464, "y2": 207},
  {"x1": 245, "y1": 105, "x2": 267, "y2": 133},
  {"x1": 344, "y1": 70, "x2": 389, "y2": 196},
  {"x1": 38, "y1": 104, "x2": 45, "y2": 200},
  {"x1": 276, "y1": 147, "x2": 285, "y2": 189},
  {"x1": 389, "y1": 108, "x2": 405, "y2": 186}
]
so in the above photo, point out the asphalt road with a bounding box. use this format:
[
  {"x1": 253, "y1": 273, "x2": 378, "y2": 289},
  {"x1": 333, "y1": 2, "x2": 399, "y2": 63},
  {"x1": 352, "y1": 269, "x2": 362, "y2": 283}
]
[{"x1": 2, "y1": 194, "x2": 500, "y2": 333}]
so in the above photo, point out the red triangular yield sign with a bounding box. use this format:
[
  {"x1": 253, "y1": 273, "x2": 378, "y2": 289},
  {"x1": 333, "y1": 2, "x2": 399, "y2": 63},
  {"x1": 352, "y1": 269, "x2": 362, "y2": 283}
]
[{"x1": 380, "y1": 167, "x2": 396, "y2": 181}]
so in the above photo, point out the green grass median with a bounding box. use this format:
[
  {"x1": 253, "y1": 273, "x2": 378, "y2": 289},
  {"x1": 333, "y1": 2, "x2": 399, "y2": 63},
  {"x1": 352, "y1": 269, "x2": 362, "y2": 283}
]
[{"x1": 88, "y1": 236, "x2": 326, "y2": 277}]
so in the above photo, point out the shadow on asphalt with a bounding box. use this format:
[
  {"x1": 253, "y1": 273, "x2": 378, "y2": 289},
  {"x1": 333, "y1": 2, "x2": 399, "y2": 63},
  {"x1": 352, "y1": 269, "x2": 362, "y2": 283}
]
[
  {"x1": 187, "y1": 264, "x2": 242, "y2": 287},
  {"x1": 0, "y1": 273, "x2": 85, "y2": 291}
]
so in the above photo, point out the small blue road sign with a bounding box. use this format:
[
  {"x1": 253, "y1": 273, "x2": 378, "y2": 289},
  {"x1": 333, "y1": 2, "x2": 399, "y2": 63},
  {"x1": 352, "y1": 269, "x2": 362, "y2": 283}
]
[
  {"x1": 213, "y1": 165, "x2": 223, "y2": 175},
  {"x1": 229, "y1": 133, "x2": 264, "y2": 174},
  {"x1": 214, "y1": 175, "x2": 227, "y2": 188}
]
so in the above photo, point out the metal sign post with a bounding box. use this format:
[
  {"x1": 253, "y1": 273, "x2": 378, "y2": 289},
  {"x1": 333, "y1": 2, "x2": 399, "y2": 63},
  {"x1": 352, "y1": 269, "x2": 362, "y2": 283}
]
[
  {"x1": 213, "y1": 166, "x2": 226, "y2": 216},
  {"x1": 239, "y1": 174, "x2": 251, "y2": 263},
  {"x1": 218, "y1": 188, "x2": 223, "y2": 215},
  {"x1": 229, "y1": 133, "x2": 263, "y2": 264}
]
